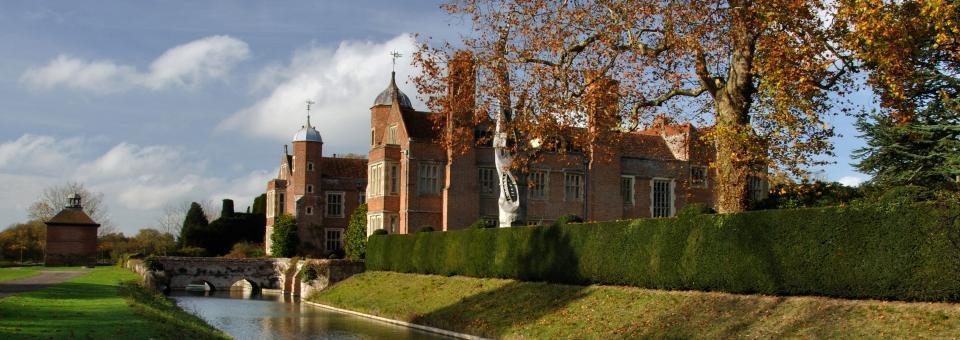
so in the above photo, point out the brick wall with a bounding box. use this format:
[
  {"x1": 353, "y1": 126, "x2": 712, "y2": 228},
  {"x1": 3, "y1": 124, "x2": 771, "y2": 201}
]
[{"x1": 45, "y1": 225, "x2": 98, "y2": 267}]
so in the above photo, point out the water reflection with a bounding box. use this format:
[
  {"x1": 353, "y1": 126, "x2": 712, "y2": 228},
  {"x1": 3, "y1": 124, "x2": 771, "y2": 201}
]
[{"x1": 170, "y1": 290, "x2": 448, "y2": 340}]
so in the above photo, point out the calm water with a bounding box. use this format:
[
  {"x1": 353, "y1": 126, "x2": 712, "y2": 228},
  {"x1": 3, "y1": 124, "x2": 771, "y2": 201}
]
[{"x1": 170, "y1": 290, "x2": 448, "y2": 340}]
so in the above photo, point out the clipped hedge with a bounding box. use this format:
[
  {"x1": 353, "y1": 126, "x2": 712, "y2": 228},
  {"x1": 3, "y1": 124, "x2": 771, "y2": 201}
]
[{"x1": 367, "y1": 202, "x2": 960, "y2": 301}]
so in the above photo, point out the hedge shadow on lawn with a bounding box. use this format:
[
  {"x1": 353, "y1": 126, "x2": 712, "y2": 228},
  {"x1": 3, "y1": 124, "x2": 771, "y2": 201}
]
[
  {"x1": 0, "y1": 282, "x2": 119, "y2": 300},
  {"x1": 412, "y1": 281, "x2": 588, "y2": 338}
]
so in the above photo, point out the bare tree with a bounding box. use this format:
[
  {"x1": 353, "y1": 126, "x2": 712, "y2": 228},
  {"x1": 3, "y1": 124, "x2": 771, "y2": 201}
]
[
  {"x1": 155, "y1": 200, "x2": 219, "y2": 237},
  {"x1": 28, "y1": 182, "x2": 115, "y2": 236},
  {"x1": 156, "y1": 202, "x2": 190, "y2": 237}
]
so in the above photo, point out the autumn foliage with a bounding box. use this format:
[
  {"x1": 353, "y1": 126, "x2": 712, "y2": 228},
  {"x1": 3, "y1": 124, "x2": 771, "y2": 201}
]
[{"x1": 414, "y1": 0, "x2": 853, "y2": 213}]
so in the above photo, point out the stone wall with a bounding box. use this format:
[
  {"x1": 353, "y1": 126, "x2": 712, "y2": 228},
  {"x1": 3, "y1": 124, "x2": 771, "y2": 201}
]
[
  {"x1": 124, "y1": 257, "x2": 364, "y2": 296},
  {"x1": 299, "y1": 259, "x2": 366, "y2": 298}
]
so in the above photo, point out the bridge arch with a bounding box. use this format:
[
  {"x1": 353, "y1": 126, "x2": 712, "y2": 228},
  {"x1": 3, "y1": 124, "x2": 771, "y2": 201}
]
[
  {"x1": 158, "y1": 257, "x2": 283, "y2": 291},
  {"x1": 187, "y1": 279, "x2": 216, "y2": 292},
  {"x1": 135, "y1": 257, "x2": 364, "y2": 296}
]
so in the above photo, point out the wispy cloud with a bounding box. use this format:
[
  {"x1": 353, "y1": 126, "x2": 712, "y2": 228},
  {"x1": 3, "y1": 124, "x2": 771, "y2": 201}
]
[
  {"x1": 19, "y1": 35, "x2": 249, "y2": 94},
  {"x1": 218, "y1": 34, "x2": 419, "y2": 153}
]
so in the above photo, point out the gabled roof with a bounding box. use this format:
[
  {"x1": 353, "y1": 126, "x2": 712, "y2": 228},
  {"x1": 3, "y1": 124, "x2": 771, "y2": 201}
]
[
  {"x1": 620, "y1": 133, "x2": 679, "y2": 160},
  {"x1": 322, "y1": 157, "x2": 368, "y2": 179},
  {"x1": 46, "y1": 208, "x2": 99, "y2": 227},
  {"x1": 400, "y1": 109, "x2": 439, "y2": 140}
]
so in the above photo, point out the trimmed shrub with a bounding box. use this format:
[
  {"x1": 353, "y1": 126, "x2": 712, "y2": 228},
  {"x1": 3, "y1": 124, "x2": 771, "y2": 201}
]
[
  {"x1": 418, "y1": 226, "x2": 435, "y2": 233},
  {"x1": 555, "y1": 214, "x2": 584, "y2": 225},
  {"x1": 677, "y1": 203, "x2": 715, "y2": 217},
  {"x1": 874, "y1": 185, "x2": 935, "y2": 205},
  {"x1": 366, "y1": 202, "x2": 960, "y2": 301},
  {"x1": 470, "y1": 219, "x2": 497, "y2": 229},
  {"x1": 344, "y1": 204, "x2": 368, "y2": 260},
  {"x1": 372, "y1": 229, "x2": 388, "y2": 236},
  {"x1": 270, "y1": 214, "x2": 299, "y2": 257}
]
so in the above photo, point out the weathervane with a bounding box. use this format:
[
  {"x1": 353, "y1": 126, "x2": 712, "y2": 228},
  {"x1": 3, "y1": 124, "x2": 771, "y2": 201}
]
[
  {"x1": 390, "y1": 51, "x2": 403, "y2": 72},
  {"x1": 306, "y1": 99, "x2": 315, "y2": 126}
]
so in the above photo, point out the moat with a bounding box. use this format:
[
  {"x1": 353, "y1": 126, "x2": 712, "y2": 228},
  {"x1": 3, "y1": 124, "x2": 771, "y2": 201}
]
[{"x1": 170, "y1": 290, "x2": 447, "y2": 340}]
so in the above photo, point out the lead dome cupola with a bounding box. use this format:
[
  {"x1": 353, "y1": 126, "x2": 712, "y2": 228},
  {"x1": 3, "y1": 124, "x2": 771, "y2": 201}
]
[
  {"x1": 373, "y1": 71, "x2": 413, "y2": 109},
  {"x1": 293, "y1": 114, "x2": 322, "y2": 142}
]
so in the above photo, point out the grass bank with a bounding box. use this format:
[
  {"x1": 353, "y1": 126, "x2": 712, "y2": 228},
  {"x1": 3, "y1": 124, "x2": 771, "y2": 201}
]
[
  {"x1": 0, "y1": 266, "x2": 227, "y2": 339},
  {"x1": 311, "y1": 271, "x2": 960, "y2": 339}
]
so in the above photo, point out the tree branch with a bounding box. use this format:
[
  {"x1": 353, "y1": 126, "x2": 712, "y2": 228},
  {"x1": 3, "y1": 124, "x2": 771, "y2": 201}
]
[
  {"x1": 639, "y1": 86, "x2": 709, "y2": 107},
  {"x1": 695, "y1": 48, "x2": 722, "y2": 95}
]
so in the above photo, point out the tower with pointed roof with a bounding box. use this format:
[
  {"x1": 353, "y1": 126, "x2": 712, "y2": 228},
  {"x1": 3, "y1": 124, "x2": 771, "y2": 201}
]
[{"x1": 265, "y1": 103, "x2": 367, "y2": 256}]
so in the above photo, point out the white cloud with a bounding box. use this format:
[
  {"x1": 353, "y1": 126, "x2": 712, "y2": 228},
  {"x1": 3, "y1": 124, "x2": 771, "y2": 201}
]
[
  {"x1": 19, "y1": 35, "x2": 249, "y2": 94},
  {"x1": 75, "y1": 143, "x2": 201, "y2": 182},
  {"x1": 0, "y1": 134, "x2": 88, "y2": 175},
  {"x1": 838, "y1": 175, "x2": 866, "y2": 187},
  {"x1": 17, "y1": 55, "x2": 138, "y2": 93},
  {"x1": 0, "y1": 134, "x2": 270, "y2": 233},
  {"x1": 143, "y1": 35, "x2": 250, "y2": 90},
  {"x1": 218, "y1": 34, "x2": 419, "y2": 153}
]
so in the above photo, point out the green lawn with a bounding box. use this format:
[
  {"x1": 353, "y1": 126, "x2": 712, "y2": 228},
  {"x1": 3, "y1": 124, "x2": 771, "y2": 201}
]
[
  {"x1": 311, "y1": 271, "x2": 960, "y2": 339},
  {"x1": 0, "y1": 267, "x2": 41, "y2": 282},
  {"x1": 0, "y1": 267, "x2": 227, "y2": 339}
]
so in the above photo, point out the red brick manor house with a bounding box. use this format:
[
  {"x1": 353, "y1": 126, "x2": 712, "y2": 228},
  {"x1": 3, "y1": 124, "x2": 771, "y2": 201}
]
[{"x1": 266, "y1": 70, "x2": 763, "y2": 256}]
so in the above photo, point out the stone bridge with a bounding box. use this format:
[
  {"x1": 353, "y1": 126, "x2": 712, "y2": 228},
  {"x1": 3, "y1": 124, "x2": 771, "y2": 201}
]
[{"x1": 126, "y1": 256, "x2": 364, "y2": 296}]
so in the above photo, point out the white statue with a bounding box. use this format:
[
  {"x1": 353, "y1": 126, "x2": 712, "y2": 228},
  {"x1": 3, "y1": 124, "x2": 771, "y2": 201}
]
[{"x1": 493, "y1": 109, "x2": 521, "y2": 227}]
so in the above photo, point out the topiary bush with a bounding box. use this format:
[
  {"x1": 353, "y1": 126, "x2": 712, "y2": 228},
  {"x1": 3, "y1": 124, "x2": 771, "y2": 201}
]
[
  {"x1": 270, "y1": 214, "x2": 299, "y2": 257},
  {"x1": 344, "y1": 203, "x2": 368, "y2": 260},
  {"x1": 366, "y1": 202, "x2": 960, "y2": 301},
  {"x1": 470, "y1": 219, "x2": 497, "y2": 229}
]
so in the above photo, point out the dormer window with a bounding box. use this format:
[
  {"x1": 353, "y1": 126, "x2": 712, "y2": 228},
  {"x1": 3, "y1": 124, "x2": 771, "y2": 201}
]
[{"x1": 387, "y1": 124, "x2": 398, "y2": 145}]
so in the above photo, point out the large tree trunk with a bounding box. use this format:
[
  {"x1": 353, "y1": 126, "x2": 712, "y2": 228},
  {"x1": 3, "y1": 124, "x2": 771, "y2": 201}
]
[
  {"x1": 714, "y1": 103, "x2": 753, "y2": 213},
  {"x1": 712, "y1": 17, "x2": 760, "y2": 213}
]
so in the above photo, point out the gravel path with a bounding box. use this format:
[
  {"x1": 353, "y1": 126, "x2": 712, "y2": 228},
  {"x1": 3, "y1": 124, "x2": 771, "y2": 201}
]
[{"x1": 0, "y1": 270, "x2": 88, "y2": 298}]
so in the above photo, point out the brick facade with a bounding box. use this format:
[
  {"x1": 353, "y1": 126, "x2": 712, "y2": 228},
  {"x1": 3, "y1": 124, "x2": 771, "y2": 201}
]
[
  {"x1": 363, "y1": 70, "x2": 751, "y2": 235},
  {"x1": 264, "y1": 118, "x2": 367, "y2": 257},
  {"x1": 44, "y1": 195, "x2": 99, "y2": 267},
  {"x1": 272, "y1": 69, "x2": 765, "y2": 249}
]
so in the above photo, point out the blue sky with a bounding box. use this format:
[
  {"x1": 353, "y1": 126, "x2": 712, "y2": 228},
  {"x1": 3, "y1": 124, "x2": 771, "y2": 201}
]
[{"x1": 0, "y1": 1, "x2": 871, "y2": 234}]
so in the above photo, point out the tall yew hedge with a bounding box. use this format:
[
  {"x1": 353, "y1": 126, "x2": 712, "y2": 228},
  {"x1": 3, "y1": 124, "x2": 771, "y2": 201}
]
[{"x1": 366, "y1": 202, "x2": 960, "y2": 301}]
